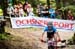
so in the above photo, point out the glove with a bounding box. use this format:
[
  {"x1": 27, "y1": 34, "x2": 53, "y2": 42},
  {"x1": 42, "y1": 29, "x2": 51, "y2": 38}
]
[
  {"x1": 40, "y1": 39, "x2": 44, "y2": 42},
  {"x1": 57, "y1": 38, "x2": 61, "y2": 42},
  {"x1": 40, "y1": 39, "x2": 46, "y2": 43}
]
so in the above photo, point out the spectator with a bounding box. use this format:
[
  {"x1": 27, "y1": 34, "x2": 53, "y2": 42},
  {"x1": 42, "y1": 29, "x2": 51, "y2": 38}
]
[
  {"x1": 27, "y1": 4, "x2": 34, "y2": 16},
  {"x1": 41, "y1": 5, "x2": 49, "y2": 18},
  {"x1": 18, "y1": 7, "x2": 24, "y2": 17},
  {"x1": 13, "y1": 2, "x2": 24, "y2": 17},
  {"x1": 7, "y1": 4, "x2": 14, "y2": 17},
  {"x1": 18, "y1": 2, "x2": 24, "y2": 17},
  {"x1": 13, "y1": 4, "x2": 19, "y2": 17},
  {"x1": 67, "y1": 9, "x2": 74, "y2": 20},
  {"x1": 49, "y1": 6, "x2": 56, "y2": 19},
  {"x1": 23, "y1": 2, "x2": 31, "y2": 16},
  {"x1": 36, "y1": 3, "x2": 44, "y2": 17}
]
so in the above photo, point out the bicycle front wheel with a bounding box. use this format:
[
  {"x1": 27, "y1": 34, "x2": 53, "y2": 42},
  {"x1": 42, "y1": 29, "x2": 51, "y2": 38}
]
[{"x1": 48, "y1": 46, "x2": 55, "y2": 49}]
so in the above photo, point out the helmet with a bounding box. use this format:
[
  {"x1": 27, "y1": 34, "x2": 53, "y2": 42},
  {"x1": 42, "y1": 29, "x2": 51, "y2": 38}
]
[{"x1": 47, "y1": 21, "x2": 53, "y2": 26}]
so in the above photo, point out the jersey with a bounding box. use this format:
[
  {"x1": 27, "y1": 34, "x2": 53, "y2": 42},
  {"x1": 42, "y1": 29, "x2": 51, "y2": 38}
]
[
  {"x1": 44, "y1": 26, "x2": 57, "y2": 38},
  {"x1": 49, "y1": 8, "x2": 56, "y2": 18}
]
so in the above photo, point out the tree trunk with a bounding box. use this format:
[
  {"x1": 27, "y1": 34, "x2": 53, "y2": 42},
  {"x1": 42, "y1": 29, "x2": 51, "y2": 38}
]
[
  {"x1": 55, "y1": 0, "x2": 61, "y2": 9},
  {"x1": 47, "y1": 0, "x2": 50, "y2": 8},
  {"x1": 1, "y1": 0, "x2": 8, "y2": 18}
]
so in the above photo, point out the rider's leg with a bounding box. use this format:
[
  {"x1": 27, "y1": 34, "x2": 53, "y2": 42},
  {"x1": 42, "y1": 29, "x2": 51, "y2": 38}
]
[{"x1": 47, "y1": 33, "x2": 55, "y2": 49}]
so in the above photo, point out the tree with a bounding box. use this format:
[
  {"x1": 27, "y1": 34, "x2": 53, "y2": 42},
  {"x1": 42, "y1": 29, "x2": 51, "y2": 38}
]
[
  {"x1": 55, "y1": 0, "x2": 61, "y2": 9},
  {"x1": 1, "y1": 0, "x2": 8, "y2": 17},
  {"x1": 47, "y1": 0, "x2": 50, "y2": 8},
  {"x1": 27, "y1": 0, "x2": 40, "y2": 7}
]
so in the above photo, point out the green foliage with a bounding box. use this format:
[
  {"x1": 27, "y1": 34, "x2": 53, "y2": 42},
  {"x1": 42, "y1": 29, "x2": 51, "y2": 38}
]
[
  {"x1": 60, "y1": 5, "x2": 75, "y2": 17},
  {"x1": 19, "y1": 0, "x2": 25, "y2": 4},
  {"x1": 26, "y1": 0, "x2": 39, "y2": 7},
  {"x1": 72, "y1": 33, "x2": 75, "y2": 44},
  {"x1": 0, "y1": 33, "x2": 11, "y2": 40},
  {"x1": 68, "y1": 33, "x2": 75, "y2": 45}
]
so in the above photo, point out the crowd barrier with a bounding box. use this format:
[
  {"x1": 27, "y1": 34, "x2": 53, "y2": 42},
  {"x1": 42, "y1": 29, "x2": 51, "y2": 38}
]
[{"x1": 10, "y1": 16, "x2": 75, "y2": 32}]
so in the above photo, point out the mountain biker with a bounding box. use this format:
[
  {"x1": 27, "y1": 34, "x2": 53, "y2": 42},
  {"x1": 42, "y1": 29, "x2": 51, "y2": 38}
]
[{"x1": 40, "y1": 21, "x2": 61, "y2": 49}]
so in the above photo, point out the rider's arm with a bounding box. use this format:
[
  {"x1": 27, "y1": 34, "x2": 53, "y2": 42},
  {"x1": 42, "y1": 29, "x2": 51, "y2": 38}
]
[
  {"x1": 41, "y1": 26, "x2": 48, "y2": 39},
  {"x1": 41, "y1": 31, "x2": 45, "y2": 39}
]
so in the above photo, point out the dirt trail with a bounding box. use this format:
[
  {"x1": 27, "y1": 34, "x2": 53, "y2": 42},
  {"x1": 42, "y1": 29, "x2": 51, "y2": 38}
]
[
  {"x1": 5, "y1": 27, "x2": 75, "y2": 49},
  {"x1": 6, "y1": 27, "x2": 47, "y2": 49}
]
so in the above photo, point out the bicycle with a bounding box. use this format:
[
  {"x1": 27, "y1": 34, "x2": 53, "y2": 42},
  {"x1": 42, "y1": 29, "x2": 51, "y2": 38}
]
[{"x1": 40, "y1": 39, "x2": 66, "y2": 49}]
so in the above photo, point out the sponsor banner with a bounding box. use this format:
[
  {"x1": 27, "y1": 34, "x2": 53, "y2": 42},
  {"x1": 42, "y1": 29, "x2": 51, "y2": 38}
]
[{"x1": 10, "y1": 17, "x2": 75, "y2": 31}]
